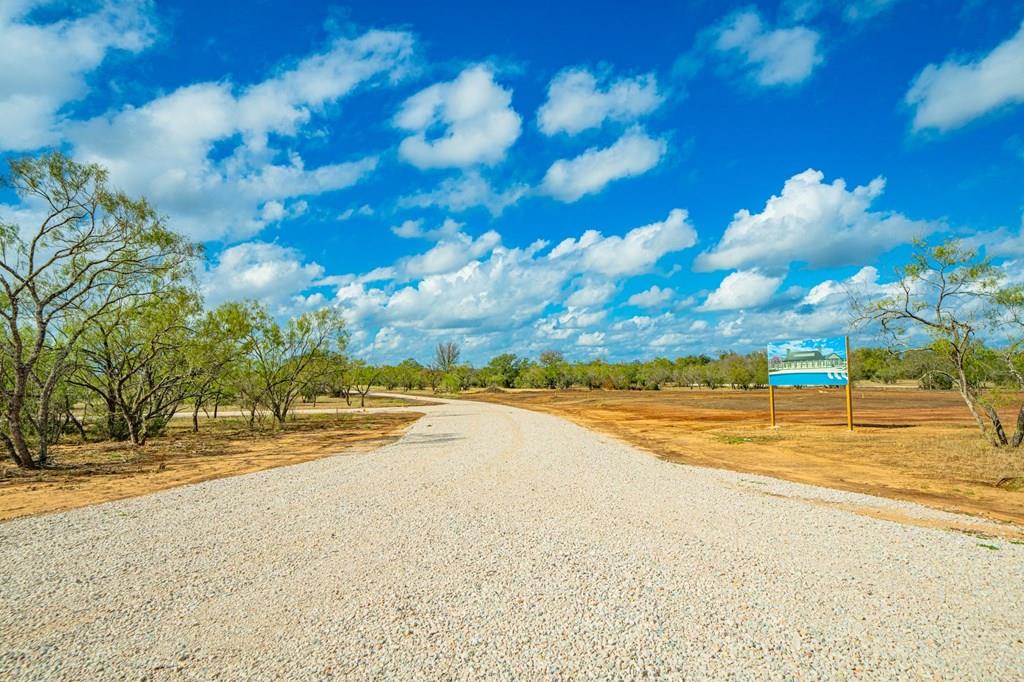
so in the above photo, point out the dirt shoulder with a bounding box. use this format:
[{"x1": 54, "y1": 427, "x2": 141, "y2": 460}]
[
  {"x1": 466, "y1": 388, "x2": 1024, "y2": 533},
  {"x1": 0, "y1": 411, "x2": 422, "y2": 522}
]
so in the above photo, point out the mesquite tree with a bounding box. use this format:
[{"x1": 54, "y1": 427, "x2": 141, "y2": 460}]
[
  {"x1": 0, "y1": 153, "x2": 196, "y2": 467},
  {"x1": 187, "y1": 302, "x2": 254, "y2": 432},
  {"x1": 855, "y1": 239, "x2": 1023, "y2": 446},
  {"x1": 244, "y1": 304, "x2": 347, "y2": 426},
  {"x1": 70, "y1": 287, "x2": 200, "y2": 445},
  {"x1": 349, "y1": 360, "x2": 379, "y2": 408}
]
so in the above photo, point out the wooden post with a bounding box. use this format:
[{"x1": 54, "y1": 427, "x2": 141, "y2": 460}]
[
  {"x1": 769, "y1": 383, "x2": 776, "y2": 427},
  {"x1": 845, "y1": 335, "x2": 854, "y2": 431}
]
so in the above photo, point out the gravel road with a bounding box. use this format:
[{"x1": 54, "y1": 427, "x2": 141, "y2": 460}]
[{"x1": 2, "y1": 397, "x2": 1022, "y2": 679}]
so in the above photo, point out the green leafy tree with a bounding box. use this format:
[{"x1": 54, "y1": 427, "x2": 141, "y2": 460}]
[
  {"x1": 481, "y1": 353, "x2": 526, "y2": 388},
  {"x1": 0, "y1": 153, "x2": 196, "y2": 466},
  {"x1": 394, "y1": 358, "x2": 425, "y2": 390},
  {"x1": 71, "y1": 287, "x2": 200, "y2": 444},
  {"x1": 245, "y1": 304, "x2": 347, "y2": 425},
  {"x1": 187, "y1": 302, "x2": 255, "y2": 432},
  {"x1": 856, "y1": 239, "x2": 1015, "y2": 445},
  {"x1": 349, "y1": 359, "x2": 380, "y2": 407}
]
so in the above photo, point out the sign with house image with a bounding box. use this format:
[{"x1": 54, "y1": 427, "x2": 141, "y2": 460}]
[{"x1": 767, "y1": 336, "x2": 849, "y2": 386}]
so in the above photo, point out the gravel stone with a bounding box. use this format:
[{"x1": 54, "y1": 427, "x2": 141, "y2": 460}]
[{"x1": 1, "y1": 397, "x2": 1022, "y2": 679}]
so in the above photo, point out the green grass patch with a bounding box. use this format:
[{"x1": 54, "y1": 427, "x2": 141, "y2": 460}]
[{"x1": 714, "y1": 434, "x2": 785, "y2": 445}]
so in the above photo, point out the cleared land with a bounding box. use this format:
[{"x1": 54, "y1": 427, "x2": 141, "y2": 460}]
[
  {"x1": 467, "y1": 387, "x2": 1024, "y2": 528},
  {"x1": 2, "y1": 397, "x2": 1021, "y2": 679},
  {"x1": 0, "y1": 409, "x2": 422, "y2": 521}
]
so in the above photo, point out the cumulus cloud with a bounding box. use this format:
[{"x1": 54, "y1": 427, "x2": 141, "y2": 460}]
[
  {"x1": 906, "y1": 21, "x2": 1024, "y2": 132},
  {"x1": 338, "y1": 204, "x2": 374, "y2": 220},
  {"x1": 330, "y1": 211, "x2": 699, "y2": 358},
  {"x1": 337, "y1": 242, "x2": 561, "y2": 334},
  {"x1": 566, "y1": 280, "x2": 618, "y2": 307},
  {"x1": 402, "y1": 171, "x2": 529, "y2": 216},
  {"x1": 537, "y1": 68, "x2": 663, "y2": 136},
  {"x1": 695, "y1": 169, "x2": 936, "y2": 271},
  {"x1": 202, "y1": 242, "x2": 325, "y2": 309},
  {"x1": 961, "y1": 211, "x2": 1024, "y2": 258},
  {"x1": 66, "y1": 30, "x2": 413, "y2": 240},
  {"x1": 699, "y1": 269, "x2": 784, "y2": 311},
  {"x1": 626, "y1": 285, "x2": 674, "y2": 308},
  {"x1": 391, "y1": 217, "x2": 463, "y2": 240},
  {"x1": 395, "y1": 65, "x2": 522, "y2": 169},
  {"x1": 0, "y1": 0, "x2": 155, "y2": 150},
  {"x1": 713, "y1": 9, "x2": 823, "y2": 86},
  {"x1": 701, "y1": 265, "x2": 891, "y2": 344},
  {"x1": 549, "y1": 208, "x2": 697, "y2": 276},
  {"x1": 399, "y1": 230, "x2": 501, "y2": 278},
  {"x1": 541, "y1": 127, "x2": 667, "y2": 202},
  {"x1": 783, "y1": 0, "x2": 899, "y2": 23},
  {"x1": 650, "y1": 332, "x2": 688, "y2": 348},
  {"x1": 802, "y1": 264, "x2": 880, "y2": 305}
]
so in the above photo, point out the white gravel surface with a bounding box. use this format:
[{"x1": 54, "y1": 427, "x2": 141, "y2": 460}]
[{"x1": 2, "y1": 397, "x2": 1023, "y2": 680}]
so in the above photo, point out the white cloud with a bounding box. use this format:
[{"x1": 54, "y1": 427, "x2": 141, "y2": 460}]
[
  {"x1": 395, "y1": 65, "x2": 522, "y2": 169},
  {"x1": 695, "y1": 169, "x2": 936, "y2": 271},
  {"x1": 541, "y1": 127, "x2": 667, "y2": 202},
  {"x1": 650, "y1": 332, "x2": 688, "y2": 349},
  {"x1": 906, "y1": 21, "x2": 1024, "y2": 133},
  {"x1": 537, "y1": 68, "x2": 663, "y2": 136},
  {"x1": 803, "y1": 265, "x2": 879, "y2": 305},
  {"x1": 627, "y1": 285, "x2": 674, "y2": 308},
  {"x1": 260, "y1": 199, "x2": 307, "y2": 223},
  {"x1": 402, "y1": 171, "x2": 529, "y2": 216},
  {"x1": 842, "y1": 0, "x2": 899, "y2": 22},
  {"x1": 784, "y1": 0, "x2": 900, "y2": 23},
  {"x1": 66, "y1": 30, "x2": 413, "y2": 240},
  {"x1": 566, "y1": 280, "x2": 618, "y2": 307},
  {"x1": 577, "y1": 331, "x2": 606, "y2": 346},
  {"x1": 339, "y1": 242, "x2": 561, "y2": 334},
  {"x1": 713, "y1": 10, "x2": 823, "y2": 87},
  {"x1": 961, "y1": 211, "x2": 1024, "y2": 258},
  {"x1": 391, "y1": 217, "x2": 463, "y2": 240},
  {"x1": 0, "y1": 1, "x2": 155, "y2": 150},
  {"x1": 202, "y1": 242, "x2": 325, "y2": 309},
  {"x1": 355, "y1": 255, "x2": 887, "y2": 363},
  {"x1": 699, "y1": 269, "x2": 784, "y2": 311},
  {"x1": 549, "y1": 208, "x2": 697, "y2": 276},
  {"x1": 399, "y1": 230, "x2": 501, "y2": 278},
  {"x1": 338, "y1": 204, "x2": 374, "y2": 220},
  {"x1": 704, "y1": 265, "x2": 892, "y2": 343},
  {"x1": 329, "y1": 211, "x2": 699, "y2": 358}
]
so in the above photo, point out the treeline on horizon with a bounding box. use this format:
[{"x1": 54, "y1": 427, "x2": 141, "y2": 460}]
[{"x1": 356, "y1": 344, "x2": 967, "y2": 395}]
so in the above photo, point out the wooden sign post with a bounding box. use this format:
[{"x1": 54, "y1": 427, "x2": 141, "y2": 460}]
[
  {"x1": 769, "y1": 384, "x2": 776, "y2": 427},
  {"x1": 845, "y1": 335, "x2": 853, "y2": 431}
]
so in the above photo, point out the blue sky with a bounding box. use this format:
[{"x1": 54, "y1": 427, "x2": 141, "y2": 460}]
[{"x1": 2, "y1": 0, "x2": 1024, "y2": 363}]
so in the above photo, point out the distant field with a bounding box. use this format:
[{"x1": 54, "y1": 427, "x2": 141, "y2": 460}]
[
  {"x1": 0, "y1": 411, "x2": 422, "y2": 521},
  {"x1": 466, "y1": 387, "x2": 1024, "y2": 528}
]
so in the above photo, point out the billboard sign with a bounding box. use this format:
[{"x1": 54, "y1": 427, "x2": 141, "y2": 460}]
[{"x1": 767, "y1": 336, "x2": 849, "y2": 387}]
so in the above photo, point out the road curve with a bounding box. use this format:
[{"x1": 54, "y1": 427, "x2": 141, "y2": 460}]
[{"x1": 1, "y1": 397, "x2": 1022, "y2": 679}]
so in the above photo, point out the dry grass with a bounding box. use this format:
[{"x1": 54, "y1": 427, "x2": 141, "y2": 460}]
[
  {"x1": 467, "y1": 387, "x2": 1024, "y2": 528},
  {"x1": 0, "y1": 411, "x2": 422, "y2": 521}
]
